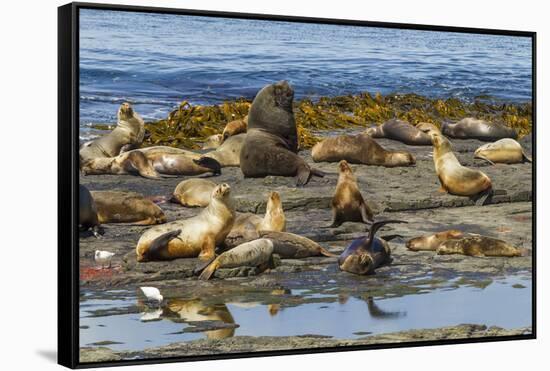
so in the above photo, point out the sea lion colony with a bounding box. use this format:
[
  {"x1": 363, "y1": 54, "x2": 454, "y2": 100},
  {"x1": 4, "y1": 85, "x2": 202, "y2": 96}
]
[{"x1": 80, "y1": 81, "x2": 531, "y2": 280}]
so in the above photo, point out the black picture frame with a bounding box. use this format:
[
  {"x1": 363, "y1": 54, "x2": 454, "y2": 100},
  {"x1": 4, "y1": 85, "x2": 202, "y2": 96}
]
[{"x1": 58, "y1": 2, "x2": 537, "y2": 369}]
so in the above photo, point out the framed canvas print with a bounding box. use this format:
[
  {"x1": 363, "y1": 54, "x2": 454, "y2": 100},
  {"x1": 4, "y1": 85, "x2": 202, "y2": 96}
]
[{"x1": 58, "y1": 2, "x2": 536, "y2": 368}]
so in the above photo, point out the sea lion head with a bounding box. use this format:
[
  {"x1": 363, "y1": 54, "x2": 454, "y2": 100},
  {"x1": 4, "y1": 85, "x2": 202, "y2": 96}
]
[
  {"x1": 388, "y1": 151, "x2": 416, "y2": 167},
  {"x1": 117, "y1": 102, "x2": 135, "y2": 121},
  {"x1": 429, "y1": 131, "x2": 452, "y2": 151},
  {"x1": 212, "y1": 183, "x2": 231, "y2": 200},
  {"x1": 272, "y1": 80, "x2": 294, "y2": 111},
  {"x1": 339, "y1": 253, "x2": 374, "y2": 275},
  {"x1": 338, "y1": 160, "x2": 354, "y2": 174},
  {"x1": 267, "y1": 191, "x2": 282, "y2": 209}
]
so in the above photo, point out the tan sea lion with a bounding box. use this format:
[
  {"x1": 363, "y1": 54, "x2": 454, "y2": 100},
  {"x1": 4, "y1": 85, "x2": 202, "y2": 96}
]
[
  {"x1": 430, "y1": 131, "x2": 492, "y2": 199},
  {"x1": 442, "y1": 117, "x2": 518, "y2": 141},
  {"x1": 79, "y1": 184, "x2": 100, "y2": 236},
  {"x1": 365, "y1": 119, "x2": 432, "y2": 145},
  {"x1": 311, "y1": 133, "x2": 416, "y2": 167},
  {"x1": 202, "y1": 134, "x2": 224, "y2": 150},
  {"x1": 201, "y1": 134, "x2": 246, "y2": 167},
  {"x1": 406, "y1": 230, "x2": 464, "y2": 251},
  {"x1": 222, "y1": 115, "x2": 248, "y2": 140},
  {"x1": 436, "y1": 235, "x2": 528, "y2": 257},
  {"x1": 136, "y1": 183, "x2": 235, "y2": 262},
  {"x1": 259, "y1": 231, "x2": 336, "y2": 258},
  {"x1": 240, "y1": 81, "x2": 324, "y2": 186},
  {"x1": 79, "y1": 102, "x2": 145, "y2": 161},
  {"x1": 474, "y1": 138, "x2": 532, "y2": 164},
  {"x1": 338, "y1": 220, "x2": 406, "y2": 275},
  {"x1": 171, "y1": 179, "x2": 217, "y2": 207},
  {"x1": 143, "y1": 150, "x2": 221, "y2": 176},
  {"x1": 91, "y1": 191, "x2": 166, "y2": 225},
  {"x1": 80, "y1": 150, "x2": 162, "y2": 179},
  {"x1": 198, "y1": 238, "x2": 275, "y2": 280},
  {"x1": 327, "y1": 160, "x2": 373, "y2": 228}
]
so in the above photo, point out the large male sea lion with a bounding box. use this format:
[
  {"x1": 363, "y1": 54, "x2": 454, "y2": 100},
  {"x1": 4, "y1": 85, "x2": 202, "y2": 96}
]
[
  {"x1": 240, "y1": 81, "x2": 324, "y2": 186},
  {"x1": 198, "y1": 239, "x2": 275, "y2": 280},
  {"x1": 436, "y1": 235, "x2": 527, "y2": 257},
  {"x1": 327, "y1": 160, "x2": 373, "y2": 228},
  {"x1": 222, "y1": 116, "x2": 248, "y2": 140},
  {"x1": 136, "y1": 183, "x2": 235, "y2": 262},
  {"x1": 91, "y1": 191, "x2": 166, "y2": 225},
  {"x1": 338, "y1": 220, "x2": 406, "y2": 275},
  {"x1": 474, "y1": 138, "x2": 532, "y2": 164},
  {"x1": 79, "y1": 185, "x2": 100, "y2": 236},
  {"x1": 442, "y1": 117, "x2": 518, "y2": 141},
  {"x1": 80, "y1": 102, "x2": 145, "y2": 161},
  {"x1": 406, "y1": 230, "x2": 464, "y2": 251},
  {"x1": 430, "y1": 131, "x2": 492, "y2": 199},
  {"x1": 365, "y1": 119, "x2": 432, "y2": 145},
  {"x1": 171, "y1": 179, "x2": 217, "y2": 207},
  {"x1": 312, "y1": 133, "x2": 416, "y2": 167},
  {"x1": 259, "y1": 231, "x2": 336, "y2": 258}
]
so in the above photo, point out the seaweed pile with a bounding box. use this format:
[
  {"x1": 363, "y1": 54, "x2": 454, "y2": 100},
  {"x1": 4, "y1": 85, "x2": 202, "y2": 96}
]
[{"x1": 116, "y1": 92, "x2": 532, "y2": 149}]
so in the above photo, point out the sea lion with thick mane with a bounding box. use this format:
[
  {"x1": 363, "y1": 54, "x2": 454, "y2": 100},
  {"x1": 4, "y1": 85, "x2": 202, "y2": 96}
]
[
  {"x1": 338, "y1": 220, "x2": 406, "y2": 275},
  {"x1": 171, "y1": 179, "x2": 217, "y2": 207},
  {"x1": 442, "y1": 117, "x2": 518, "y2": 142},
  {"x1": 259, "y1": 231, "x2": 336, "y2": 258},
  {"x1": 80, "y1": 102, "x2": 145, "y2": 161},
  {"x1": 136, "y1": 183, "x2": 235, "y2": 262},
  {"x1": 327, "y1": 160, "x2": 373, "y2": 228},
  {"x1": 240, "y1": 81, "x2": 324, "y2": 186},
  {"x1": 365, "y1": 119, "x2": 432, "y2": 145},
  {"x1": 406, "y1": 230, "x2": 464, "y2": 251},
  {"x1": 222, "y1": 115, "x2": 248, "y2": 140},
  {"x1": 430, "y1": 131, "x2": 492, "y2": 200},
  {"x1": 198, "y1": 238, "x2": 275, "y2": 280},
  {"x1": 91, "y1": 191, "x2": 166, "y2": 225},
  {"x1": 79, "y1": 185, "x2": 101, "y2": 237},
  {"x1": 436, "y1": 235, "x2": 528, "y2": 257},
  {"x1": 312, "y1": 133, "x2": 416, "y2": 167},
  {"x1": 474, "y1": 138, "x2": 532, "y2": 164}
]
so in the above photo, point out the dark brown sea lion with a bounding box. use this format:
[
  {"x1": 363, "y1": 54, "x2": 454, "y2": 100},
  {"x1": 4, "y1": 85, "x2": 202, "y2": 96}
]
[
  {"x1": 436, "y1": 235, "x2": 528, "y2": 257},
  {"x1": 79, "y1": 184, "x2": 100, "y2": 236},
  {"x1": 474, "y1": 138, "x2": 532, "y2": 164},
  {"x1": 240, "y1": 81, "x2": 324, "y2": 186},
  {"x1": 365, "y1": 119, "x2": 432, "y2": 145},
  {"x1": 258, "y1": 231, "x2": 336, "y2": 259},
  {"x1": 327, "y1": 160, "x2": 373, "y2": 227},
  {"x1": 338, "y1": 220, "x2": 407, "y2": 275},
  {"x1": 406, "y1": 230, "x2": 464, "y2": 251},
  {"x1": 91, "y1": 191, "x2": 166, "y2": 225},
  {"x1": 311, "y1": 133, "x2": 416, "y2": 167},
  {"x1": 442, "y1": 117, "x2": 518, "y2": 141},
  {"x1": 136, "y1": 184, "x2": 235, "y2": 262}
]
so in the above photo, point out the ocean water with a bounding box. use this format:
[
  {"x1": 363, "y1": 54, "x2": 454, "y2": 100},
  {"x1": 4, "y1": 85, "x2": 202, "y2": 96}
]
[{"x1": 79, "y1": 9, "x2": 532, "y2": 129}]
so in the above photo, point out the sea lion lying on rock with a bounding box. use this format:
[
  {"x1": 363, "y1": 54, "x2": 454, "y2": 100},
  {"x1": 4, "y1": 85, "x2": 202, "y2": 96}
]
[
  {"x1": 474, "y1": 138, "x2": 532, "y2": 164},
  {"x1": 91, "y1": 191, "x2": 166, "y2": 225},
  {"x1": 171, "y1": 179, "x2": 217, "y2": 207},
  {"x1": 259, "y1": 231, "x2": 336, "y2": 258},
  {"x1": 406, "y1": 230, "x2": 463, "y2": 251},
  {"x1": 365, "y1": 119, "x2": 432, "y2": 145},
  {"x1": 442, "y1": 117, "x2": 518, "y2": 141},
  {"x1": 222, "y1": 115, "x2": 248, "y2": 140},
  {"x1": 79, "y1": 184, "x2": 101, "y2": 237}
]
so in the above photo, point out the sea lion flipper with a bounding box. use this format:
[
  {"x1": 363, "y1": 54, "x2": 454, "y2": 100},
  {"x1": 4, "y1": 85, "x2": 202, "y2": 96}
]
[
  {"x1": 472, "y1": 188, "x2": 494, "y2": 206},
  {"x1": 296, "y1": 166, "x2": 313, "y2": 187},
  {"x1": 194, "y1": 157, "x2": 222, "y2": 175},
  {"x1": 522, "y1": 151, "x2": 533, "y2": 163},
  {"x1": 146, "y1": 229, "x2": 182, "y2": 260},
  {"x1": 367, "y1": 220, "x2": 408, "y2": 248},
  {"x1": 193, "y1": 256, "x2": 217, "y2": 275},
  {"x1": 198, "y1": 260, "x2": 220, "y2": 281},
  {"x1": 319, "y1": 246, "x2": 337, "y2": 257},
  {"x1": 360, "y1": 202, "x2": 374, "y2": 224},
  {"x1": 380, "y1": 234, "x2": 403, "y2": 242}
]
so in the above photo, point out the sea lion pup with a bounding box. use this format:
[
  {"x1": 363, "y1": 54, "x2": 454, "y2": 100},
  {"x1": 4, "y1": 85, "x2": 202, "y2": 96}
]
[
  {"x1": 474, "y1": 138, "x2": 532, "y2": 164},
  {"x1": 240, "y1": 81, "x2": 324, "y2": 186},
  {"x1": 198, "y1": 238, "x2": 275, "y2": 280},
  {"x1": 338, "y1": 220, "x2": 407, "y2": 275},
  {"x1": 222, "y1": 115, "x2": 248, "y2": 140},
  {"x1": 406, "y1": 230, "x2": 464, "y2": 251},
  {"x1": 203, "y1": 134, "x2": 224, "y2": 150},
  {"x1": 224, "y1": 192, "x2": 286, "y2": 248},
  {"x1": 79, "y1": 102, "x2": 145, "y2": 161},
  {"x1": 171, "y1": 179, "x2": 217, "y2": 207},
  {"x1": 430, "y1": 131, "x2": 492, "y2": 200},
  {"x1": 259, "y1": 231, "x2": 336, "y2": 258},
  {"x1": 79, "y1": 185, "x2": 101, "y2": 236},
  {"x1": 436, "y1": 235, "x2": 528, "y2": 257},
  {"x1": 365, "y1": 119, "x2": 432, "y2": 145},
  {"x1": 311, "y1": 133, "x2": 416, "y2": 167},
  {"x1": 200, "y1": 134, "x2": 246, "y2": 168},
  {"x1": 442, "y1": 117, "x2": 518, "y2": 142},
  {"x1": 90, "y1": 191, "x2": 166, "y2": 225},
  {"x1": 136, "y1": 183, "x2": 235, "y2": 262},
  {"x1": 327, "y1": 160, "x2": 373, "y2": 228},
  {"x1": 80, "y1": 150, "x2": 162, "y2": 179}
]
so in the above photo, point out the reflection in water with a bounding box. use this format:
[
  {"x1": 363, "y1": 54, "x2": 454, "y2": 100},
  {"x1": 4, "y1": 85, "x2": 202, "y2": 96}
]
[{"x1": 366, "y1": 297, "x2": 406, "y2": 319}]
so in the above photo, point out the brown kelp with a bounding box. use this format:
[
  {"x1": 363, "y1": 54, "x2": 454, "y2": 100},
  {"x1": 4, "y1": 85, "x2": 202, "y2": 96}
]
[{"x1": 91, "y1": 92, "x2": 532, "y2": 149}]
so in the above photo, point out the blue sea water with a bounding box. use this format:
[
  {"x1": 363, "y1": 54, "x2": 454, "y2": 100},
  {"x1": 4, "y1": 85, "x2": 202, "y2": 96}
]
[{"x1": 79, "y1": 9, "x2": 532, "y2": 131}]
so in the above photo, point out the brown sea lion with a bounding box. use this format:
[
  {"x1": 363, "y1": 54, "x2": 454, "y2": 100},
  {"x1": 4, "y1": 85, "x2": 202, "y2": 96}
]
[
  {"x1": 136, "y1": 183, "x2": 235, "y2": 262},
  {"x1": 222, "y1": 115, "x2": 248, "y2": 140},
  {"x1": 338, "y1": 220, "x2": 406, "y2": 275},
  {"x1": 80, "y1": 102, "x2": 145, "y2": 161},
  {"x1": 327, "y1": 160, "x2": 373, "y2": 228},
  {"x1": 415, "y1": 122, "x2": 441, "y2": 134},
  {"x1": 91, "y1": 191, "x2": 166, "y2": 225},
  {"x1": 259, "y1": 231, "x2": 336, "y2": 258},
  {"x1": 442, "y1": 117, "x2": 518, "y2": 141},
  {"x1": 365, "y1": 119, "x2": 432, "y2": 145},
  {"x1": 79, "y1": 184, "x2": 100, "y2": 236},
  {"x1": 201, "y1": 134, "x2": 246, "y2": 167},
  {"x1": 436, "y1": 235, "x2": 528, "y2": 257},
  {"x1": 311, "y1": 133, "x2": 416, "y2": 167},
  {"x1": 474, "y1": 138, "x2": 532, "y2": 164},
  {"x1": 406, "y1": 230, "x2": 464, "y2": 251},
  {"x1": 430, "y1": 131, "x2": 492, "y2": 199},
  {"x1": 240, "y1": 81, "x2": 324, "y2": 186},
  {"x1": 198, "y1": 239, "x2": 275, "y2": 280},
  {"x1": 171, "y1": 179, "x2": 217, "y2": 207}
]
